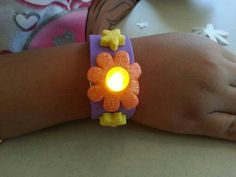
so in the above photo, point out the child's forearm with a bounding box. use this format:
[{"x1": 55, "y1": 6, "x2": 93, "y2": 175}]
[
  {"x1": 0, "y1": 43, "x2": 91, "y2": 139},
  {"x1": 0, "y1": 35, "x2": 148, "y2": 139},
  {"x1": 0, "y1": 33, "x2": 149, "y2": 140},
  {"x1": 1, "y1": 33, "x2": 235, "y2": 141}
]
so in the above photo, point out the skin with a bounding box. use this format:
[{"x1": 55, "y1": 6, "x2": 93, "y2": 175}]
[
  {"x1": 0, "y1": 33, "x2": 236, "y2": 141},
  {"x1": 133, "y1": 33, "x2": 236, "y2": 141},
  {"x1": 0, "y1": 43, "x2": 90, "y2": 139}
]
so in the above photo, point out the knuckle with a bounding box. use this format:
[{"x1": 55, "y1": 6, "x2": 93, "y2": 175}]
[{"x1": 225, "y1": 118, "x2": 236, "y2": 140}]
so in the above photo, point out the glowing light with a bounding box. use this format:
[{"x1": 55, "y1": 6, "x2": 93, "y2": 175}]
[{"x1": 106, "y1": 67, "x2": 129, "y2": 92}]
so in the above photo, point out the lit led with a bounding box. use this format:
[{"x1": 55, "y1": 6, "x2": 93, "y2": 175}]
[{"x1": 105, "y1": 67, "x2": 129, "y2": 92}]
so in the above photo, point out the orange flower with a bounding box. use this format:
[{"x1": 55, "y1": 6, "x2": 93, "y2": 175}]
[{"x1": 87, "y1": 51, "x2": 141, "y2": 112}]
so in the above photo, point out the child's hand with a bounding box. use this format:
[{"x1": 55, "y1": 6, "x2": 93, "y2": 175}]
[{"x1": 133, "y1": 33, "x2": 236, "y2": 141}]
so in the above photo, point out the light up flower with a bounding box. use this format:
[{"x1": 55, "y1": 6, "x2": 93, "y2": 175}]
[{"x1": 87, "y1": 51, "x2": 141, "y2": 112}]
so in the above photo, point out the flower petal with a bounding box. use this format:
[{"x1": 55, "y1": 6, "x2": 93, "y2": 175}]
[
  {"x1": 121, "y1": 92, "x2": 139, "y2": 109},
  {"x1": 103, "y1": 95, "x2": 120, "y2": 112},
  {"x1": 87, "y1": 85, "x2": 104, "y2": 102},
  {"x1": 96, "y1": 52, "x2": 114, "y2": 69},
  {"x1": 114, "y1": 51, "x2": 130, "y2": 67},
  {"x1": 129, "y1": 79, "x2": 139, "y2": 95},
  {"x1": 87, "y1": 67, "x2": 103, "y2": 84},
  {"x1": 129, "y1": 62, "x2": 141, "y2": 79}
]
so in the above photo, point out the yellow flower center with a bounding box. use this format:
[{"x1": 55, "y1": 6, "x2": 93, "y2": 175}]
[{"x1": 105, "y1": 67, "x2": 129, "y2": 92}]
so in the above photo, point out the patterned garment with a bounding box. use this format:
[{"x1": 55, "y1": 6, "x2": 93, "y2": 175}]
[{"x1": 0, "y1": 0, "x2": 92, "y2": 53}]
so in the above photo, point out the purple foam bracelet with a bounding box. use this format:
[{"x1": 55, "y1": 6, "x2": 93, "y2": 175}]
[{"x1": 89, "y1": 35, "x2": 135, "y2": 119}]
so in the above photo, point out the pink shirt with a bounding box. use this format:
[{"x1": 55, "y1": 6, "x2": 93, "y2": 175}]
[{"x1": 0, "y1": 0, "x2": 92, "y2": 54}]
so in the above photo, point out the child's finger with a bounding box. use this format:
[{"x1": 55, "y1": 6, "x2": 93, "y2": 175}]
[
  {"x1": 201, "y1": 112, "x2": 236, "y2": 141},
  {"x1": 222, "y1": 49, "x2": 236, "y2": 63},
  {"x1": 223, "y1": 59, "x2": 236, "y2": 87},
  {"x1": 215, "y1": 86, "x2": 236, "y2": 115}
]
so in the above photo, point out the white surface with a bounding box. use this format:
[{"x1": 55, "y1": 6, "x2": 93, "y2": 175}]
[
  {"x1": 117, "y1": 0, "x2": 236, "y2": 54},
  {"x1": 1, "y1": 120, "x2": 236, "y2": 177}
]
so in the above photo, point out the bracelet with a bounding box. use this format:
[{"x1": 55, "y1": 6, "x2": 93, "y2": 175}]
[{"x1": 87, "y1": 29, "x2": 141, "y2": 127}]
